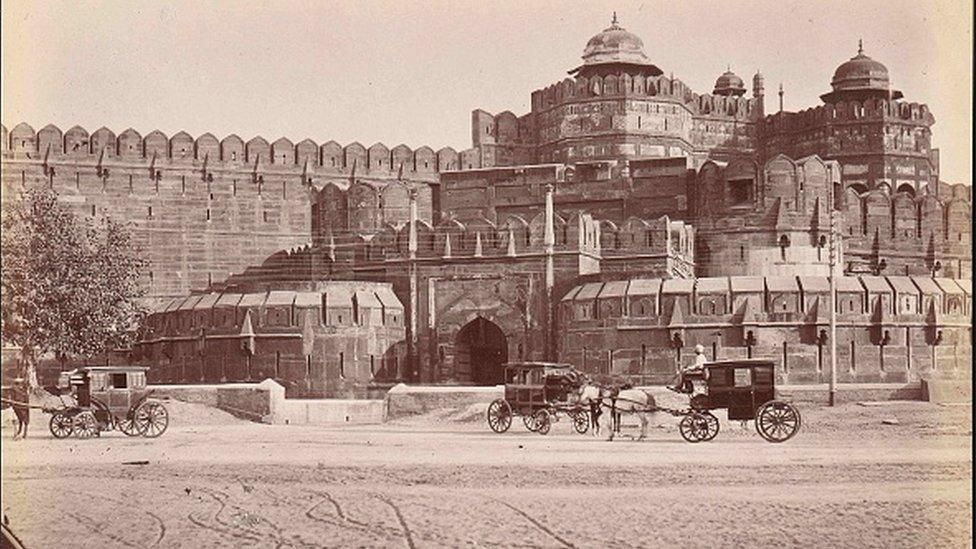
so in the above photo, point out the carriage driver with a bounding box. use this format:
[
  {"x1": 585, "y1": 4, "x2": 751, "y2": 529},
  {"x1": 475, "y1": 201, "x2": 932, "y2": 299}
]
[{"x1": 668, "y1": 344, "x2": 708, "y2": 393}]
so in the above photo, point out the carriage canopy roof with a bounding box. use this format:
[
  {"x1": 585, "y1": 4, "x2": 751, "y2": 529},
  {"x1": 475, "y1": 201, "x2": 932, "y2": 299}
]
[{"x1": 703, "y1": 359, "x2": 776, "y2": 369}]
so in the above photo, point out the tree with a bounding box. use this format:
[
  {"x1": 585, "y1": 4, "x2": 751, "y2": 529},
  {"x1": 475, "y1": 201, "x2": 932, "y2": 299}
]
[{"x1": 1, "y1": 187, "x2": 148, "y2": 387}]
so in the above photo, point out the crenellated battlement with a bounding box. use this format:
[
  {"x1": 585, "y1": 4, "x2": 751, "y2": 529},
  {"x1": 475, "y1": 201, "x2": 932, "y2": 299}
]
[
  {"x1": 762, "y1": 98, "x2": 934, "y2": 135},
  {"x1": 529, "y1": 74, "x2": 760, "y2": 120},
  {"x1": 0, "y1": 122, "x2": 476, "y2": 177},
  {"x1": 218, "y1": 210, "x2": 695, "y2": 290}
]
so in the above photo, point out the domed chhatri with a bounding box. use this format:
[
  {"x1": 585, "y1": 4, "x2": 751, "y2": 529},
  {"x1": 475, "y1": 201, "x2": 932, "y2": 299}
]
[
  {"x1": 713, "y1": 67, "x2": 746, "y2": 96},
  {"x1": 571, "y1": 13, "x2": 662, "y2": 76},
  {"x1": 821, "y1": 40, "x2": 902, "y2": 101},
  {"x1": 582, "y1": 12, "x2": 649, "y2": 66}
]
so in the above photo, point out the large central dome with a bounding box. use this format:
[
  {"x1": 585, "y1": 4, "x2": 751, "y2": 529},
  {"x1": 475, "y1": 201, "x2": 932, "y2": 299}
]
[
  {"x1": 582, "y1": 14, "x2": 650, "y2": 66},
  {"x1": 820, "y1": 41, "x2": 902, "y2": 102},
  {"x1": 571, "y1": 14, "x2": 662, "y2": 77}
]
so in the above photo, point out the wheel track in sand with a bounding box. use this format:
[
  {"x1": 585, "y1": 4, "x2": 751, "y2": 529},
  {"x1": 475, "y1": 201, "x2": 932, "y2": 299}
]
[
  {"x1": 62, "y1": 487, "x2": 166, "y2": 547},
  {"x1": 375, "y1": 495, "x2": 417, "y2": 549},
  {"x1": 64, "y1": 511, "x2": 141, "y2": 549},
  {"x1": 491, "y1": 499, "x2": 578, "y2": 548}
]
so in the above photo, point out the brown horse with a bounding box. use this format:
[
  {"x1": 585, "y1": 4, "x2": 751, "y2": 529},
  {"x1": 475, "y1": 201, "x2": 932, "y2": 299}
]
[{"x1": 8, "y1": 379, "x2": 30, "y2": 439}]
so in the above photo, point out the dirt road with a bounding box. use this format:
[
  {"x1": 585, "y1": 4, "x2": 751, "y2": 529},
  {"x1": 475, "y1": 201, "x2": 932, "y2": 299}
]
[{"x1": 1, "y1": 401, "x2": 971, "y2": 548}]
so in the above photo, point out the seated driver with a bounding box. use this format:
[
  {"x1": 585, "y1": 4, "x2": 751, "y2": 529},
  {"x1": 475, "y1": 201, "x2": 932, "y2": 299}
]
[{"x1": 669, "y1": 344, "x2": 708, "y2": 393}]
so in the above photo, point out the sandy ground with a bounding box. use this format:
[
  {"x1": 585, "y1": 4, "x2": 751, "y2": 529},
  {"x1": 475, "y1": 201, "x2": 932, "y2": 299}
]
[{"x1": 1, "y1": 400, "x2": 971, "y2": 548}]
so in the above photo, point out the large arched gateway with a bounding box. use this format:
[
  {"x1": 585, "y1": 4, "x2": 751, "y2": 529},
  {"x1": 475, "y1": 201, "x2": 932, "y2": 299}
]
[{"x1": 454, "y1": 317, "x2": 508, "y2": 385}]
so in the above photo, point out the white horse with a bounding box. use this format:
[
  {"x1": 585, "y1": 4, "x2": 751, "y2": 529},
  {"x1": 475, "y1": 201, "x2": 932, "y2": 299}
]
[{"x1": 578, "y1": 383, "x2": 657, "y2": 441}]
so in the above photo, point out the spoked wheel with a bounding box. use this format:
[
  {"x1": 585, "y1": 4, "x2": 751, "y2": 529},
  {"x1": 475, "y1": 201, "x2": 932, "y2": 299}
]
[
  {"x1": 572, "y1": 410, "x2": 589, "y2": 434},
  {"x1": 486, "y1": 399, "x2": 513, "y2": 433},
  {"x1": 49, "y1": 412, "x2": 74, "y2": 439},
  {"x1": 678, "y1": 412, "x2": 715, "y2": 443},
  {"x1": 134, "y1": 402, "x2": 169, "y2": 438},
  {"x1": 117, "y1": 414, "x2": 145, "y2": 437},
  {"x1": 72, "y1": 411, "x2": 99, "y2": 439},
  {"x1": 698, "y1": 411, "x2": 720, "y2": 442},
  {"x1": 756, "y1": 400, "x2": 801, "y2": 443},
  {"x1": 522, "y1": 414, "x2": 540, "y2": 432},
  {"x1": 533, "y1": 409, "x2": 552, "y2": 435}
]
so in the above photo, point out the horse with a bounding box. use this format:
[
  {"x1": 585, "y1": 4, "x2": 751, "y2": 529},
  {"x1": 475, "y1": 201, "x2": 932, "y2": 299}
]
[
  {"x1": 578, "y1": 382, "x2": 656, "y2": 441},
  {"x1": 7, "y1": 380, "x2": 30, "y2": 439}
]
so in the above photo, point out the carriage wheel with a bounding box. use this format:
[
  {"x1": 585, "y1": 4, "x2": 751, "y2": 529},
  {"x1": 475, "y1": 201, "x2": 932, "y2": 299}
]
[
  {"x1": 572, "y1": 410, "x2": 589, "y2": 434},
  {"x1": 117, "y1": 414, "x2": 145, "y2": 437},
  {"x1": 135, "y1": 402, "x2": 169, "y2": 438},
  {"x1": 698, "y1": 411, "x2": 720, "y2": 442},
  {"x1": 486, "y1": 399, "x2": 512, "y2": 433},
  {"x1": 72, "y1": 412, "x2": 99, "y2": 439},
  {"x1": 678, "y1": 413, "x2": 712, "y2": 443},
  {"x1": 533, "y1": 409, "x2": 552, "y2": 436},
  {"x1": 49, "y1": 412, "x2": 74, "y2": 439},
  {"x1": 522, "y1": 414, "x2": 539, "y2": 432},
  {"x1": 755, "y1": 400, "x2": 801, "y2": 443}
]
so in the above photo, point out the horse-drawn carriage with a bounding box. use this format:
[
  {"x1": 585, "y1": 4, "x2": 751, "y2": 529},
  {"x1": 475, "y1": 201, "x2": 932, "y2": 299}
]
[
  {"x1": 46, "y1": 366, "x2": 169, "y2": 439},
  {"x1": 671, "y1": 359, "x2": 801, "y2": 443},
  {"x1": 486, "y1": 362, "x2": 590, "y2": 435}
]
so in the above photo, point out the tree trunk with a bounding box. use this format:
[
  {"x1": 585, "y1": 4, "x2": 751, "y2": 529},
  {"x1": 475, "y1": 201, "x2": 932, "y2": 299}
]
[{"x1": 20, "y1": 346, "x2": 39, "y2": 389}]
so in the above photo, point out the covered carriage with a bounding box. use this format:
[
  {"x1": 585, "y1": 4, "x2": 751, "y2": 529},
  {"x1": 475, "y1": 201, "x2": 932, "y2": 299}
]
[
  {"x1": 47, "y1": 366, "x2": 169, "y2": 439},
  {"x1": 674, "y1": 359, "x2": 801, "y2": 443},
  {"x1": 486, "y1": 362, "x2": 590, "y2": 435}
]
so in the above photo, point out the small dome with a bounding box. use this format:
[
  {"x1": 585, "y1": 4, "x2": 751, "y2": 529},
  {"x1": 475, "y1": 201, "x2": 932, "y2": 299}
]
[
  {"x1": 713, "y1": 69, "x2": 746, "y2": 96},
  {"x1": 582, "y1": 14, "x2": 650, "y2": 66},
  {"x1": 830, "y1": 41, "x2": 890, "y2": 92}
]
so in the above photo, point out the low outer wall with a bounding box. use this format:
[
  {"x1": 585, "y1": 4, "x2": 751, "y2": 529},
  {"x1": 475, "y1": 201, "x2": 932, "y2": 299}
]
[
  {"x1": 920, "y1": 378, "x2": 972, "y2": 404},
  {"x1": 384, "y1": 384, "x2": 503, "y2": 420},
  {"x1": 273, "y1": 399, "x2": 384, "y2": 425},
  {"x1": 151, "y1": 382, "x2": 271, "y2": 421},
  {"x1": 151, "y1": 380, "x2": 384, "y2": 425}
]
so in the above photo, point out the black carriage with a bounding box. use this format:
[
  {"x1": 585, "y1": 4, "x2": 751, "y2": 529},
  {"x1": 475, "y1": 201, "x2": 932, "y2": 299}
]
[
  {"x1": 675, "y1": 359, "x2": 801, "y2": 443},
  {"x1": 46, "y1": 366, "x2": 169, "y2": 439},
  {"x1": 486, "y1": 362, "x2": 589, "y2": 435}
]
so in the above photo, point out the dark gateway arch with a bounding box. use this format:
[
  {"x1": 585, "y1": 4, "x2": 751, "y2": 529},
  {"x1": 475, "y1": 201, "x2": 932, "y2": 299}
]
[{"x1": 454, "y1": 317, "x2": 508, "y2": 385}]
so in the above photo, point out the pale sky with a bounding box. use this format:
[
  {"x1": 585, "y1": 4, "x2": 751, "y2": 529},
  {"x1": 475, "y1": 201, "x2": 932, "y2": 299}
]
[{"x1": 2, "y1": 0, "x2": 972, "y2": 184}]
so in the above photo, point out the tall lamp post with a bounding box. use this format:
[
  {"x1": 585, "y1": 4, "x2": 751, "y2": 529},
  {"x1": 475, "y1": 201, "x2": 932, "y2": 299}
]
[{"x1": 828, "y1": 165, "x2": 838, "y2": 407}]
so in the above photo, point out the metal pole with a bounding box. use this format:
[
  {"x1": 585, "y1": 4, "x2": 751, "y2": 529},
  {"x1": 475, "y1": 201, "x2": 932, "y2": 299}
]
[{"x1": 828, "y1": 166, "x2": 837, "y2": 406}]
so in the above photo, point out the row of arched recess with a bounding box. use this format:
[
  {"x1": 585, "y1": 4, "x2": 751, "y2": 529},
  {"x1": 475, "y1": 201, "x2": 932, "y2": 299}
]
[
  {"x1": 0, "y1": 122, "x2": 474, "y2": 172},
  {"x1": 843, "y1": 185, "x2": 971, "y2": 242}
]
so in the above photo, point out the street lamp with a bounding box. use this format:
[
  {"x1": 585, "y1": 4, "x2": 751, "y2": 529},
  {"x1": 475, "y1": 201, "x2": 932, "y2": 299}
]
[{"x1": 827, "y1": 165, "x2": 838, "y2": 407}]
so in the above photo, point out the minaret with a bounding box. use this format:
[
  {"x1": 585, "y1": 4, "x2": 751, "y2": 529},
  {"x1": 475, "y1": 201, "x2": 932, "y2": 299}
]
[
  {"x1": 753, "y1": 71, "x2": 765, "y2": 117},
  {"x1": 778, "y1": 83, "x2": 784, "y2": 113}
]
